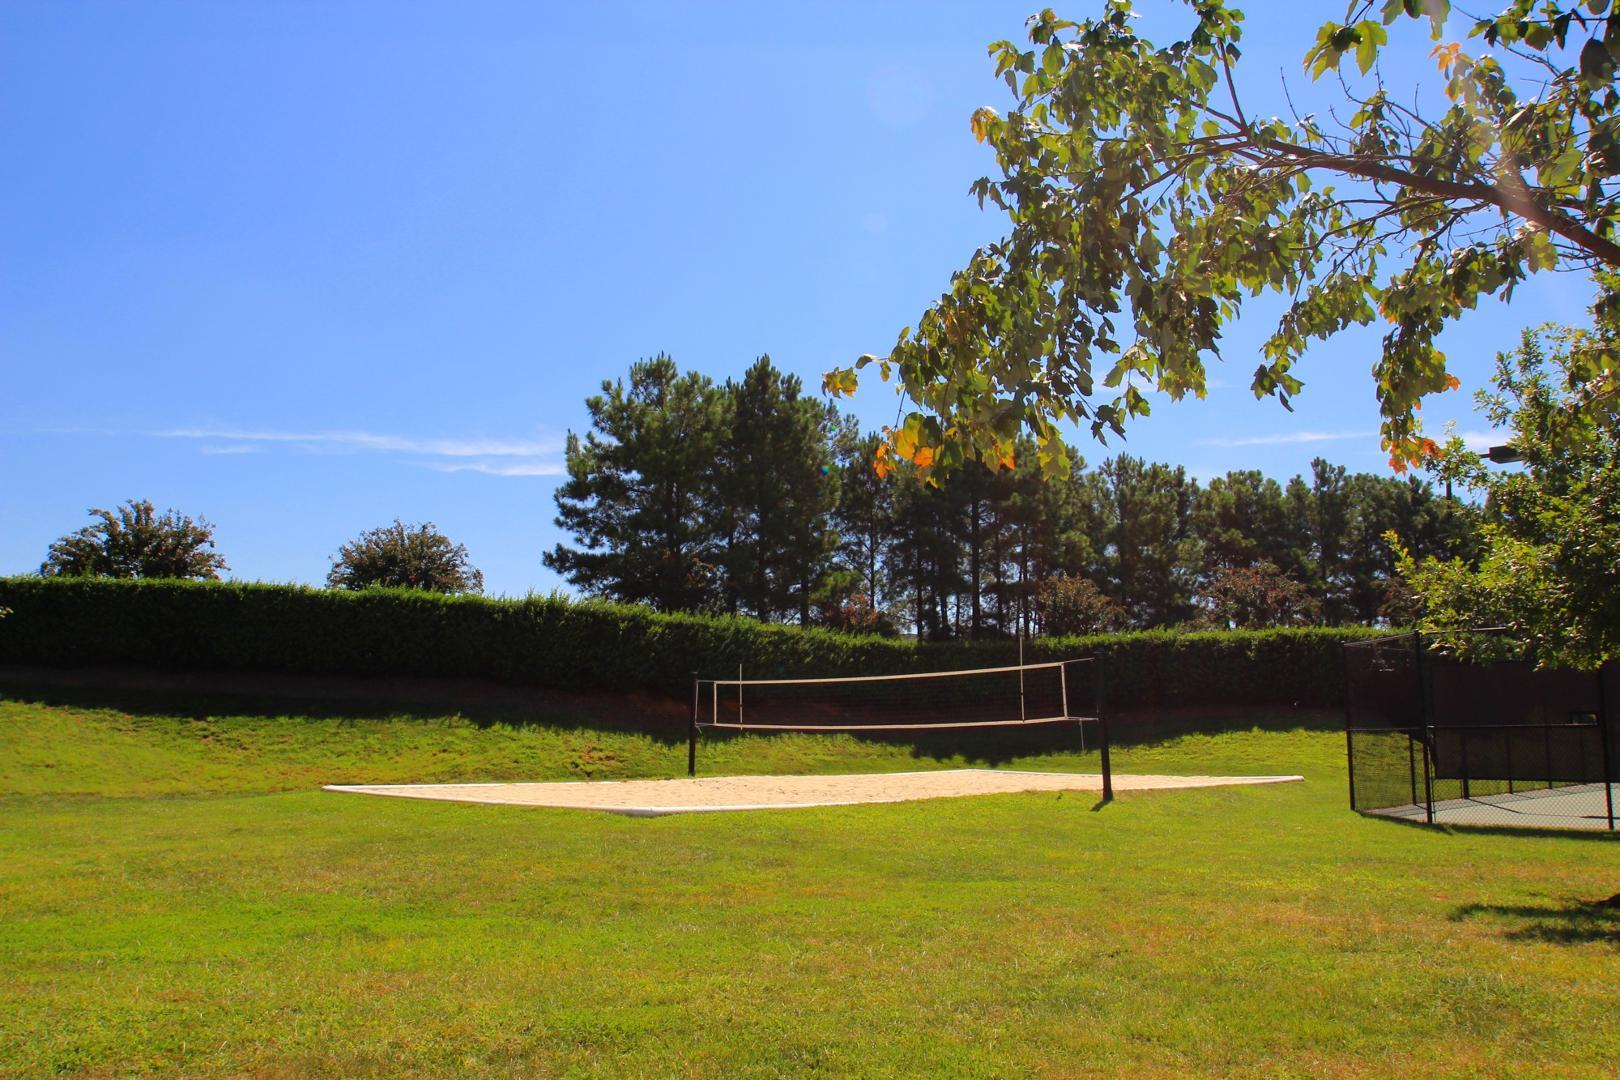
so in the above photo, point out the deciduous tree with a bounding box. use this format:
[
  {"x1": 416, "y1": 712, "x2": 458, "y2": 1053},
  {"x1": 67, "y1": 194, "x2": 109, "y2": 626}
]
[
  {"x1": 1035, "y1": 573, "x2": 1125, "y2": 635},
  {"x1": 327, "y1": 520, "x2": 483, "y2": 594},
  {"x1": 827, "y1": 0, "x2": 1620, "y2": 475},
  {"x1": 1401, "y1": 308, "x2": 1620, "y2": 667},
  {"x1": 1203, "y1": 562, "x2": 1322, "y2": 629},
  {"x1": 40, "y1": 499, "x2": 227, "y2": 580}
]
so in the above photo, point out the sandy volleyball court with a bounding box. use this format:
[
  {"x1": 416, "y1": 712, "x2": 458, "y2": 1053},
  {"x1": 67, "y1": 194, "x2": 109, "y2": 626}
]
[{"x1": 324, "y1": 769, "x2": 1303, "y2": 816}]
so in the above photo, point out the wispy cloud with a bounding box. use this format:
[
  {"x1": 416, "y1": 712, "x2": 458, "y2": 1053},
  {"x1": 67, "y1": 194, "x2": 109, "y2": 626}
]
[
  {"x1": 150, "y1": 425, "x2": 562, "y2": 477},
  {"x1": 430, "y1": 460, "x2": 565, "y2": 477},
  {"x1": 156, "y1": 426, "x2": 558, "y2": 458},
  {"x1": 1456, "y1": 429, "x2": 1502, "y2": 451},
  {"x1": 1199, "y1": 429, "x2": 1376, "y2": 448}
]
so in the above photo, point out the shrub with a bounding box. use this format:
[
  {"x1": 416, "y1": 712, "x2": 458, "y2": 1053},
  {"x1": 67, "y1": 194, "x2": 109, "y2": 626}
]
[{"x1": 0, "y1": 577, "x2": 1385, "y2": 709}]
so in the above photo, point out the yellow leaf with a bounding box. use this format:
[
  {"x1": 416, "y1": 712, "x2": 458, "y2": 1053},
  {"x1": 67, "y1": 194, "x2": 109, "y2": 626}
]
[
  {"x1": 970, "y1": 106, "x2": 999, "y2": 144},
  {"x1": 913, "y1": 446, "x2": 936, "y2": 468},
  {"x1": 894, "y1": 425, "x2": 918, "y2": 461}
]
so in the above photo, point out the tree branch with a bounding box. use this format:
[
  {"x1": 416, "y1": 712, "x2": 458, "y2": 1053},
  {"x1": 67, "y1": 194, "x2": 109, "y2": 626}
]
[{"x1": 1262, "y1": 139, "x2": 1620, "y2": 267}]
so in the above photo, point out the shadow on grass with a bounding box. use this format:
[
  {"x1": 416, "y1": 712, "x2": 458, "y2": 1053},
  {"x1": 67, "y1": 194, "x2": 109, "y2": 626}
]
[
  {"x1": 1365, "y1": 813, "x2": 1620, "y2": 843},
  {"x1": 1451, "y1": 898, "x2": 1620, "y2": 946},
  {"x1": 0, "y1": 667, "x2": 689, "y2": 741},
  {"x1": 682, "y1": 706, "x2": 1339, "y2": 768},
  {"x1": 2, "y1": 664, "x2": 1345, "y2": 769}
]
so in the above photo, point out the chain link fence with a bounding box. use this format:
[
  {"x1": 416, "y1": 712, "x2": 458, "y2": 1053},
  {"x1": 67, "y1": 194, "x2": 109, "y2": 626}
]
[{"x1": 1345, "y1": 632, "x2": 1617, "y2": 831}]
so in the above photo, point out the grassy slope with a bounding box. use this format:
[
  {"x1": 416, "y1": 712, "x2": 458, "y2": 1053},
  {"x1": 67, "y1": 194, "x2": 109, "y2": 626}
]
[{"x1": 1, "y1": 697, "x2": 1616, "y2": 1078}]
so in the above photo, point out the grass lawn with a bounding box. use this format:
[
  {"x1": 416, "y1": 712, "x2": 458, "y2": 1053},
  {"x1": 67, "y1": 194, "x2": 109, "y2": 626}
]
[{"x1": 2, "y1": 693, "x2": 1616, "y2": 1077}]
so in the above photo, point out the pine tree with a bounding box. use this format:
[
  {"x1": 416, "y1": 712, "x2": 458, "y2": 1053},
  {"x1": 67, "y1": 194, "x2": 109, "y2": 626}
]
[
  {"x1": 831, "y1": 424, "x2": 897, "y2": 615},
  {"x1": 544, "y1": 355, "x2": 725, "y2": 612},
  {"x1": 715, "y1": 357, "x2": 840, "y2": 624},
  {"x1": 1090, "y1": 456, "x2": 1202, "y2": 627}
]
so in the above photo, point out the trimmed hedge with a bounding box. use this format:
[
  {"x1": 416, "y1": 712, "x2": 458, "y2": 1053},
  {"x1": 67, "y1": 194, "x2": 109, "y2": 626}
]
[{"x1": 0, "y1": 577, "x2": 1386, "y2": 709}]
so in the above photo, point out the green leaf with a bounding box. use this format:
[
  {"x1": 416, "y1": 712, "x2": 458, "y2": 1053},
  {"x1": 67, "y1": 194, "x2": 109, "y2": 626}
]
[
  {"x1": 1354, "y1": 21, "x2": 1387, "y2": 75},
  {"x1": 1042, "y1": 42, "x2": 1064, "y2": 78},
  {"x1": 1580, "y1": 38, "x2": 1615, "y2": 87}
]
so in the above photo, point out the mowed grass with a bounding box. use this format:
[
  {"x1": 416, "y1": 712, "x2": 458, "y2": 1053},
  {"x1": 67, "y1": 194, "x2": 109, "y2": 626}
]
[{"x1": 2, "y1": 696, "x2": 1617, "y2": 1078}]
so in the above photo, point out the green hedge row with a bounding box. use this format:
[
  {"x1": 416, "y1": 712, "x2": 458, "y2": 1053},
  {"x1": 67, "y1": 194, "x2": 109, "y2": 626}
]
[{"x1": 0, "y1": 577, "x2": 1386, "y2": 709}]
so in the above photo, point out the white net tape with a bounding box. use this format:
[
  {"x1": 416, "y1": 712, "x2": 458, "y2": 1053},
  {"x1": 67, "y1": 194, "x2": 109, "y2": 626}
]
[{"x1": 696, "y1": 658, "x2": 1097, "y2": 733}]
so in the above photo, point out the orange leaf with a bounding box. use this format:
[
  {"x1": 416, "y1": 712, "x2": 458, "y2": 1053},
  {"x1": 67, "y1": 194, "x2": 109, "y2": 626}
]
[
  {"x1": 873, "y1": 443, "x2": 895, "y2": 479},
  {"x1": 970, "y1": 106, "x2": 998, "y2": 143}
]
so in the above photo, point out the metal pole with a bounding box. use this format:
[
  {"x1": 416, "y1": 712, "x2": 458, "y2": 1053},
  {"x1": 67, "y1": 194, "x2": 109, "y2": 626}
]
[
  {"x1": 1095, "y1": 655, "x2": 1112, "y2": 802},
  {"x1": 1544, "y1": 715, "x2": 1555, "y2": 793},
  {"x1": 737, "y1": 663, "x2": 743, "y2": 728},
  {"x1": 1407, "y1": 733, "x2": 1418, "y2": 808},
  {"x1": 688, "y1": 672, "x2": 699, "y2": 777},
  {"x1": 1344, "y1": 654, "x2": 1357, "y2": 811},
  {"x1": 1598, "y1": 662, "x2": 1616, "y2": 831},
  {"x1": 1460, "y1": 732, "x2": 1471, "y2": 802},
  {"x1": 1421, "y1": 737, "x2": 1435, "y2": 825},
  {"x1": 1018, "y1": 631, "x2": 1026, "y2": 722},
  {"x1": 1505, "y1": 724, "x2": 1515, "y2": 796},
  {"x1": 1416, "y1": 631, "x2": 1434, "y2": 823}
]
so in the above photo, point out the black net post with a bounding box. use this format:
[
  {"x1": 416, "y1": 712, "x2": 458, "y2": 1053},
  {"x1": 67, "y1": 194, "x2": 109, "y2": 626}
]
[
  {"x1": 1095, "y1": 655, "x2": 1113, "y2": 802},
  {"x1": 688, "y1": 672, "x2": 699, "y2": 777}
]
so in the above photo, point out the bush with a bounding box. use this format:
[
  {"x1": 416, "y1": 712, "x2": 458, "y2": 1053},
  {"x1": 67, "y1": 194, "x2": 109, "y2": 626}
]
[
  {"x1": 0, "y1": 577, "x2": 1385, "y2": 709},
  {"x1": 327, "y1": 520, "x2": 484, "y2": 594},
  {"x1": 1035, "y1": 575, "x2": 1126, "y2": 635}
]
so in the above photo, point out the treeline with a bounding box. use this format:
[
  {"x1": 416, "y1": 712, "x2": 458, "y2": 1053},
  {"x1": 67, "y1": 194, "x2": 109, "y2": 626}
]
[{"x1": 546, "y1": 355, "x2": 1482, "y2": 636}]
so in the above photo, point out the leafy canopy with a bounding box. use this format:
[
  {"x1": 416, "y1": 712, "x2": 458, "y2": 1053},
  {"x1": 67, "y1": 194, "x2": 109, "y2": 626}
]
[
  {"x1": 828, "y1": 0, "x2": 1620, "y2": 477},
  {"x1": 327, "y1": 520, "x2": 484, "y2": 594},
  {"x1": 40, "y1": 499, "x2": 227, "y2": 580},
  {"x1": 1400, "y1": 287, "x2": 1620, "y2": 667},
  {"x1": 1202, "y1": 562, "x2": 1322, "y2": 630}
]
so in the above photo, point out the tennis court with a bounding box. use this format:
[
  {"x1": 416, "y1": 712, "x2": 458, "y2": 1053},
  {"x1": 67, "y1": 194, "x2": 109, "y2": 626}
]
[
  {"x1": 325, "y1": 769, "x2": 1303, "y2": 815},
  {"x1": 1366, "y1": 782, "x2": 1618, "y2": 831}
]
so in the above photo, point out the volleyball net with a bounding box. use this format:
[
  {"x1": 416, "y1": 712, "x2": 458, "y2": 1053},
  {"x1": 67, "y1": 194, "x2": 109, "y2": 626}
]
[{"x1": 687, "y1": 657, "x2": 1110, "y2": 795}]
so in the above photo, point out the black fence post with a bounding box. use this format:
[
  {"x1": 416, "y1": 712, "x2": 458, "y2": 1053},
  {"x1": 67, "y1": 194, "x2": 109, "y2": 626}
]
[
  {"x1": 1407, "y1": 734, "x2": 1418, "y2": 808},
  {"x1": 1460, "y1": 734, "x2": 1471, "y2": 802},
  {"x1": 1344, "y1": 680, "x2": 1357, "y2": 812},
  {"x1": 1421, "y1": 738, "x2": 1435, "y2": 825},
  {"x1": 1496, "y1": 725, "x2": 1509, "y2": 803},
  {"x1": 1095, "y1": 655, "x2": 1113, "y2": 802},
  {"x1": 688, "y1": 672, "x2": 699, "y2": 778},
  {"x1": 1415, "y1": 631, "x2": 1435, "y2": 823},
  {"x1": 1599, "y1": 662, "x2": 1616, "y2": 832}
]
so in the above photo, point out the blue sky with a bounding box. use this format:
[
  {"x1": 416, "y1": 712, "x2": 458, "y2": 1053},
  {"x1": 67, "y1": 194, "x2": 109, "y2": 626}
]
[{"x1": 1, "y1": 1, "x2": 1600, "y2": 596}]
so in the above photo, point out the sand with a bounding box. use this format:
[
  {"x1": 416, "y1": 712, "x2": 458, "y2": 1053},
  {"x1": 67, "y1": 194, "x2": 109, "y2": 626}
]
[{"x1": 324, "y1": 769, "x2": 1303, "y2": 816}]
